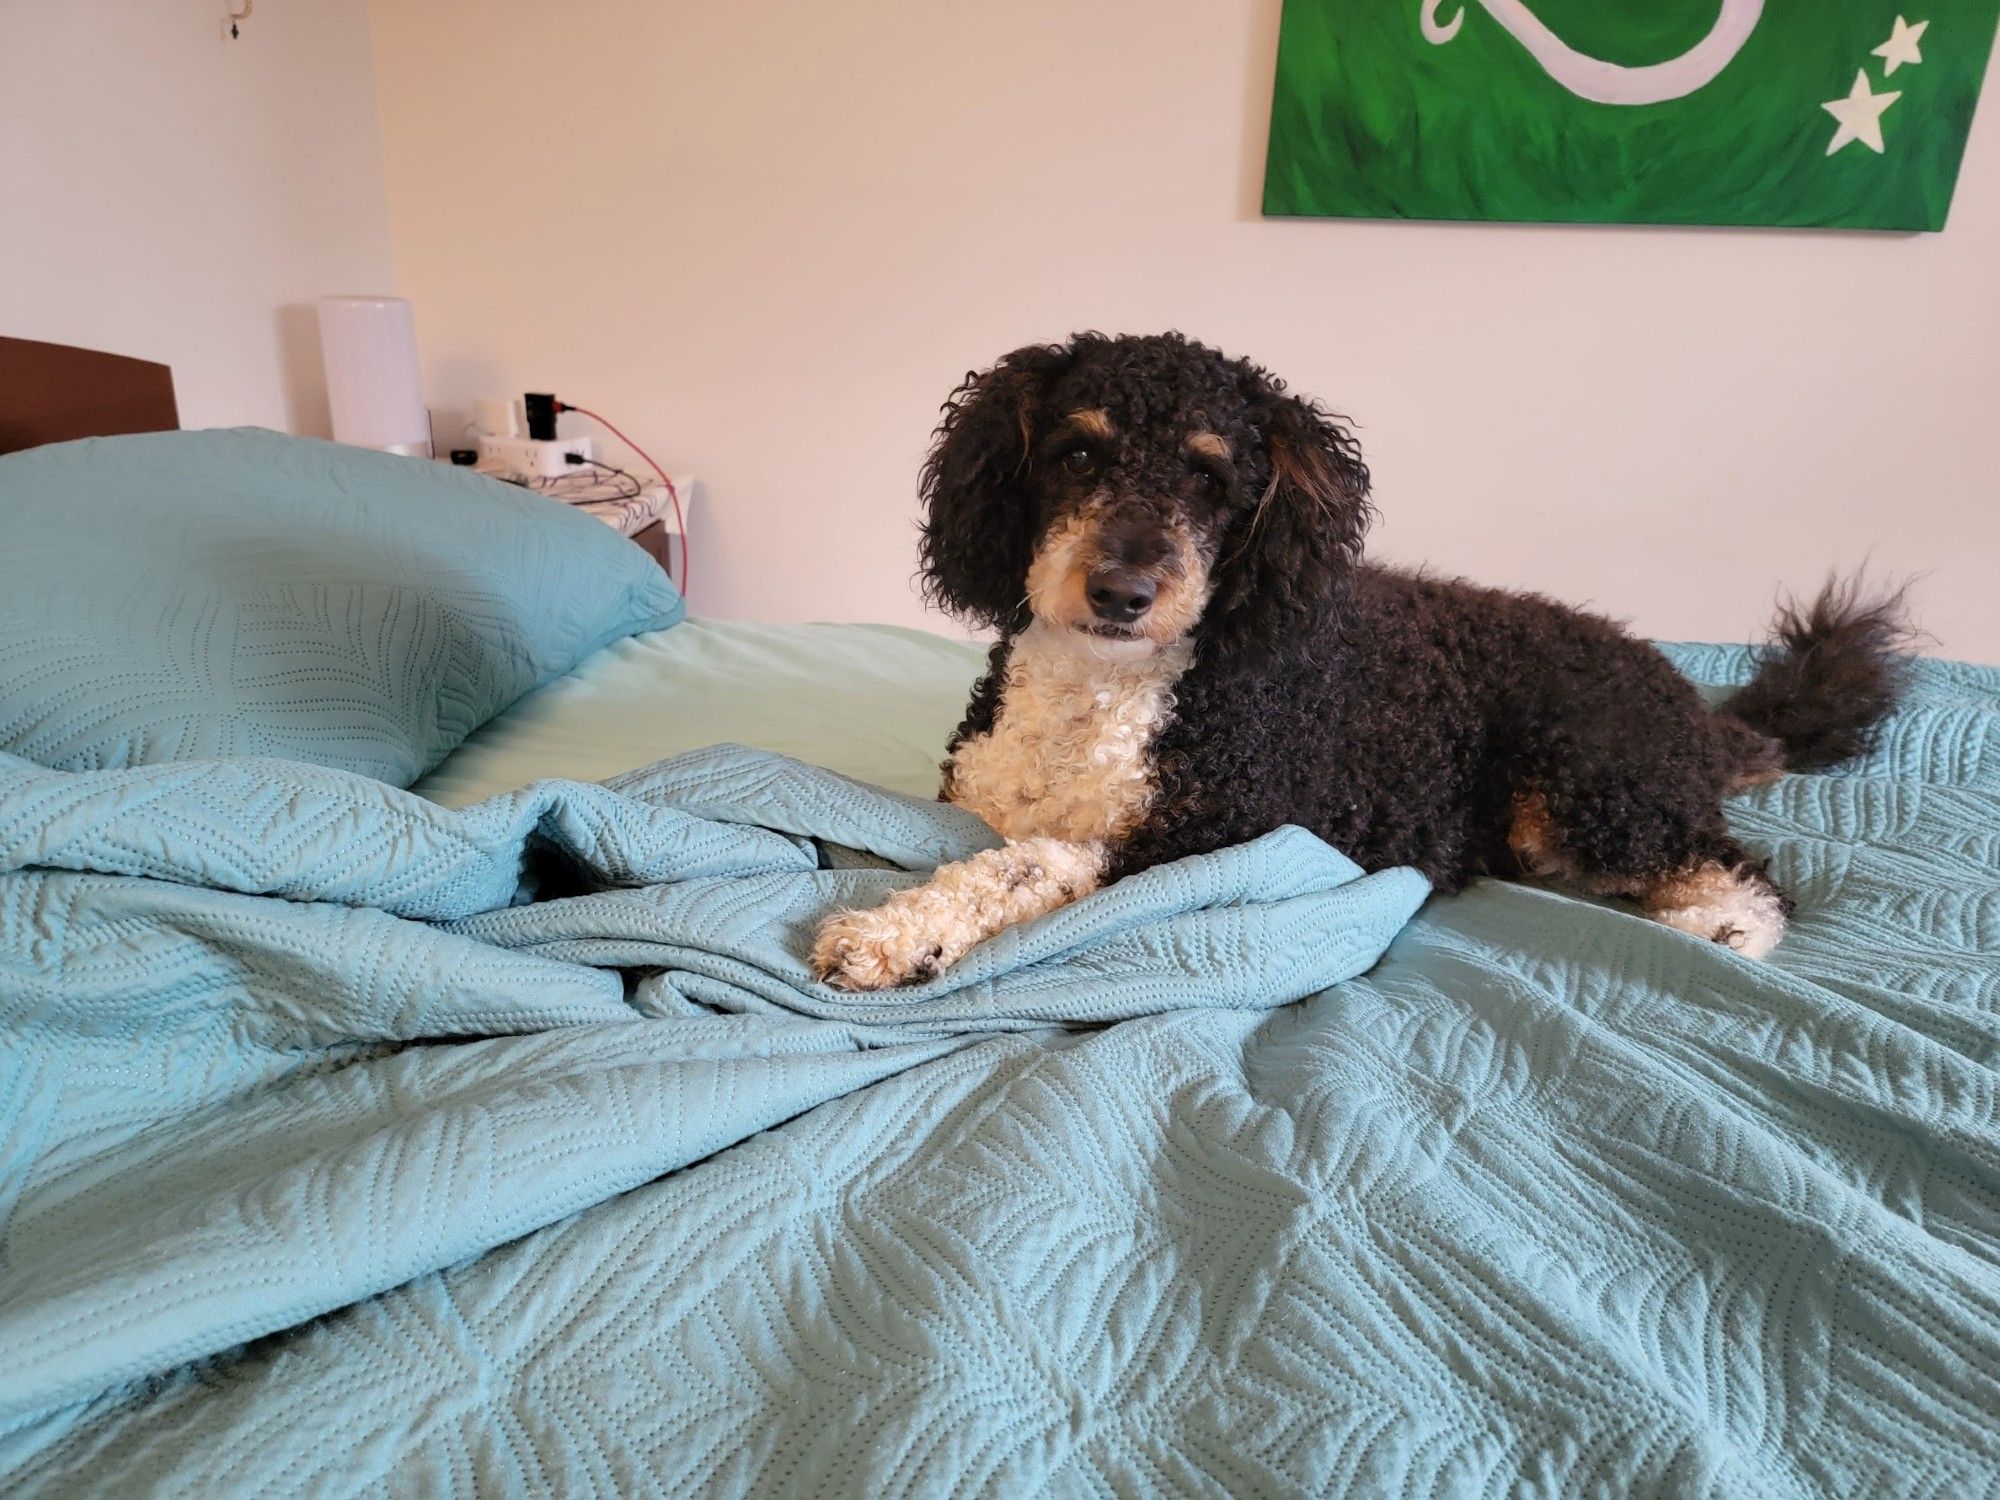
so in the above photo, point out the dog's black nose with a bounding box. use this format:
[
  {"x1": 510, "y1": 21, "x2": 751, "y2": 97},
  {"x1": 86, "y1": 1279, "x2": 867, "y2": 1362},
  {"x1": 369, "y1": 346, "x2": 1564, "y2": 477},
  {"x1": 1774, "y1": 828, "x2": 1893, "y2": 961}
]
[{"x1": 1086, "y1": 567, "x2": 1157, "y2": 624}]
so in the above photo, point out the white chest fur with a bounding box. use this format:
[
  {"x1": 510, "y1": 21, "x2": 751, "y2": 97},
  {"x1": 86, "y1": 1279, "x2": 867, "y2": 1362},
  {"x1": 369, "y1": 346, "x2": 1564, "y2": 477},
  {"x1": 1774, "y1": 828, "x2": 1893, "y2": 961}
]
[{"x1": 945, "y1": 624, "x2": 1191, "y2": 844}]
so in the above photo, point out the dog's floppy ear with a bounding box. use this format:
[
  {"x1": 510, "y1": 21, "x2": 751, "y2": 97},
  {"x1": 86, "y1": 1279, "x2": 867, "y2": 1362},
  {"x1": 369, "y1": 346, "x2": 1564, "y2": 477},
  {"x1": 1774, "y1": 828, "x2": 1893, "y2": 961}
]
[
  {"x1": 1202, "y1": 391, "x2": 1372, "y2": 661},
  {"x1": 918, "y1": 341, "x2": 1073, "y2": 629}
]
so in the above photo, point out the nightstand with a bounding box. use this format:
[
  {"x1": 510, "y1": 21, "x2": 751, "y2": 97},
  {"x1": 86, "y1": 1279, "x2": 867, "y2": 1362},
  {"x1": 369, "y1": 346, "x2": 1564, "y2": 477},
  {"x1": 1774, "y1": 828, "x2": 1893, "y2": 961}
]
[{"x1": 466, "y1": 460, "x2": 694, "y2": 573}]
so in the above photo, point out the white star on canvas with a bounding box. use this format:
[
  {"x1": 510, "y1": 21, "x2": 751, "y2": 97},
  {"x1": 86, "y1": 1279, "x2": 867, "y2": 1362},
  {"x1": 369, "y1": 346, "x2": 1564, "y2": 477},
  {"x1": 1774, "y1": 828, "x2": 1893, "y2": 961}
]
[
  {"x1": 1823, "y1": 70, "x2": 1901, "y2": 155},
  {"x1": 1872, "y1": 16, "x2": 1929, "y2": 76}
]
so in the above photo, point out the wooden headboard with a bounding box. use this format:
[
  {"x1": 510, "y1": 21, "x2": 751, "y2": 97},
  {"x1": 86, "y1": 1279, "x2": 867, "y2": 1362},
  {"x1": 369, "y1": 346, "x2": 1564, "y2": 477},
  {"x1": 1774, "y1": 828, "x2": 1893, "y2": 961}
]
[{"x1": 0, "y1": 336, "x2": 179, "y2": 456}]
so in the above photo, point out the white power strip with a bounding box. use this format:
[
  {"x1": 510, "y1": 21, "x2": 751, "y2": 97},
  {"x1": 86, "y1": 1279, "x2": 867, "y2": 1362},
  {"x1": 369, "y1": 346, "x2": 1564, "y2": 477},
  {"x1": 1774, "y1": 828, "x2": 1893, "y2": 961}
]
[{"x1": 476, "y1": 433, "x2": 594, "y2": 479}]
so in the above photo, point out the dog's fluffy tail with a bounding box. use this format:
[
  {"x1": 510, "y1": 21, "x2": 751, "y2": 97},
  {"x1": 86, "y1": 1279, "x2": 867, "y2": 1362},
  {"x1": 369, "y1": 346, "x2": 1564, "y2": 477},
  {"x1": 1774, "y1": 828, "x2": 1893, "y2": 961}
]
[{"x1": 1714, "y1": 575, "x2": 1915, "y2": 786}]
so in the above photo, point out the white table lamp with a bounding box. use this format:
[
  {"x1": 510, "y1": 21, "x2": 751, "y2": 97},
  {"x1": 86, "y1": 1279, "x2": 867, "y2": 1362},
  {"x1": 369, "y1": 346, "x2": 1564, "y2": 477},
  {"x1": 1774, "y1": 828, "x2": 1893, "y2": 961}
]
[{"x1": 317, "y1": 296, "x2": 431, "y2": 457}]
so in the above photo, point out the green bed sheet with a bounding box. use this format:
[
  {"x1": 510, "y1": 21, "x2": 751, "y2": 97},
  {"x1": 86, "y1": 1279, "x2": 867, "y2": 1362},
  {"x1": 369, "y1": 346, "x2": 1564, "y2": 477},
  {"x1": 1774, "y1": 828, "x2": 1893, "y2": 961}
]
[{"x1": 414, "y1": 620, "x2": 987, "y2": 807}]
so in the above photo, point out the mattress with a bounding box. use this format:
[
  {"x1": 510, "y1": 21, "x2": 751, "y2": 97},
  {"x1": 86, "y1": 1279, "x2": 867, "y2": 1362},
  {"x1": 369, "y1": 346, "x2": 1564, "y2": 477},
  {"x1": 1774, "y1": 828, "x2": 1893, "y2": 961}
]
[{"x1": 413, "y1": 619, "x2": 987, "y2": 806}]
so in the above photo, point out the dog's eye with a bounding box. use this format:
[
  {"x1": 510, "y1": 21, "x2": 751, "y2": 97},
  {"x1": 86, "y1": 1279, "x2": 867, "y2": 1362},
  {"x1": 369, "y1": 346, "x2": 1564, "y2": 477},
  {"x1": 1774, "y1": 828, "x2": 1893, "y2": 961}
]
[
  {"x1": 1061, "y1": 447, "x2": 1095, "y2": 476},
  {"x1": 1191, "y1": 468, "x2": 1218, "y2": 492}
]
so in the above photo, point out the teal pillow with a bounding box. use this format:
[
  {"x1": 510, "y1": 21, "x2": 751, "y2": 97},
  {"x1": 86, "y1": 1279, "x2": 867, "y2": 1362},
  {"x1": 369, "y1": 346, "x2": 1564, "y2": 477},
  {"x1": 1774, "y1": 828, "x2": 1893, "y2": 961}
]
[{"x1": 0, "y1": 428, "x2": 683, "y2": 785}]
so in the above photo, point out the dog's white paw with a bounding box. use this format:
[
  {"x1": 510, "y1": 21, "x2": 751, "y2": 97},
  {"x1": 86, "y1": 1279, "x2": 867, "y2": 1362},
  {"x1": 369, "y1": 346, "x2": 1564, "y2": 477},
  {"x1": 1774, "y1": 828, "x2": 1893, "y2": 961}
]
[
  {"x1": 812, "y1": 840, "x2": 1104, "y2": 991},
  {"x1": 811, "y1": 906, "x2": 948, "y2": 991},
  {"x1": 1652, "y1": 901, "x2": 1785, "y2": 960}
]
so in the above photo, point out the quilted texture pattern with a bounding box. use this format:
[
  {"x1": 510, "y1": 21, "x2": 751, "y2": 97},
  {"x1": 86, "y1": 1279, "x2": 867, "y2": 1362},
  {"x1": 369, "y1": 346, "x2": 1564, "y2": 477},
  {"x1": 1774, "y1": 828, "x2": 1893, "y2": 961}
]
[
  {"x1": 2, "y1": 651, "x2": 1997, "y2": 1496},
  {"x1": 0, "y1": 428, "x2": 681, "y2": 785}
]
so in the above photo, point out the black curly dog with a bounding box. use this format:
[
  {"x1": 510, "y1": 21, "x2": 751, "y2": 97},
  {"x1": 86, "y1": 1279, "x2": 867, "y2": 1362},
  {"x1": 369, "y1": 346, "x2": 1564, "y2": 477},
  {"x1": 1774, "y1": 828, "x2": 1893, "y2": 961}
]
[{"x1": 812, "y1": 332, "x2": 1909, "y2": 990}]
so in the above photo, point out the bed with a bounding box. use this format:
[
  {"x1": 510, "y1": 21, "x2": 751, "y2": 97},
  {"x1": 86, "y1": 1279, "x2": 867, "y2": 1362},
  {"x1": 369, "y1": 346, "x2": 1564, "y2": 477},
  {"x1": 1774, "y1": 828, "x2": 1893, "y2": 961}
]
[{"x1": 2, "y1": 344, "x2": 1996, "y2": 1497}]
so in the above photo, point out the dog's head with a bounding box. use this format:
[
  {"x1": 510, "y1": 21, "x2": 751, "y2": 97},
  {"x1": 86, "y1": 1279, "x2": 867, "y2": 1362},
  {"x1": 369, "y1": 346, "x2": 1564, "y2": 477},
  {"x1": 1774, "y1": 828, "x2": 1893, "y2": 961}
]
[{"x1": 918, "y1": 331, "x2": 1372, "y2": 660}]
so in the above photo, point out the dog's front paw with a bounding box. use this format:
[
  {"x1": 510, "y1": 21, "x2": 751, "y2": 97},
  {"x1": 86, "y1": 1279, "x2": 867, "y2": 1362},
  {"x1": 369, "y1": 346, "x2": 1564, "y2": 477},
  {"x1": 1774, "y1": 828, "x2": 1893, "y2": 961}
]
[{"x1": 811, "y1": 906, "x2": 946, "y2": 991}]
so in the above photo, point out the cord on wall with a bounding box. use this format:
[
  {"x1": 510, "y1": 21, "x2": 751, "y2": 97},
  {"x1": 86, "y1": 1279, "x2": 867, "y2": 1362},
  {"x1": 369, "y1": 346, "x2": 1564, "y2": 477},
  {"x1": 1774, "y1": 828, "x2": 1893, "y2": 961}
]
[{"x1": 224, "y1": 1, "x2": 253, "y2": 40}]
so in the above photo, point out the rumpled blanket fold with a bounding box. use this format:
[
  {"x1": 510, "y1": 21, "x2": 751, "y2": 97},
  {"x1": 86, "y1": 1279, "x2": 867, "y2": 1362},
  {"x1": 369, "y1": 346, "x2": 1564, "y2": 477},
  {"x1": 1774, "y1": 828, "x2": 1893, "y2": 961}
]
[{"x1": 0, "y1": 742, "x2": 1422, "y2": 1452}]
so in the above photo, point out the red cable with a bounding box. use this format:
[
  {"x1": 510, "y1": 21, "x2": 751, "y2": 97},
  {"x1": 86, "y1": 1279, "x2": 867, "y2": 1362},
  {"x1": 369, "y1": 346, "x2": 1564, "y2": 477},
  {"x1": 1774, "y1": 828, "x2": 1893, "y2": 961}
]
[{"x1": 558, "y1": 402, "x2": 687, "y2": 600}]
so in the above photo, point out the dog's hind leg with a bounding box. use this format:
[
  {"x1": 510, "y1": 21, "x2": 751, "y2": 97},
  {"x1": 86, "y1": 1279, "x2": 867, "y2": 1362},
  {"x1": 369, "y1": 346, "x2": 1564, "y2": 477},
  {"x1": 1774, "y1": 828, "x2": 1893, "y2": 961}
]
[
  {"x1": 1507, "y1": 790, "x2": 1791, "y2": 959},
  {"x1": 812, "y1": 838, "x2": 1105, "y2": 991},
  {"x1": 1631, "y1": 856, "x2": 1791, "y2": 959}
]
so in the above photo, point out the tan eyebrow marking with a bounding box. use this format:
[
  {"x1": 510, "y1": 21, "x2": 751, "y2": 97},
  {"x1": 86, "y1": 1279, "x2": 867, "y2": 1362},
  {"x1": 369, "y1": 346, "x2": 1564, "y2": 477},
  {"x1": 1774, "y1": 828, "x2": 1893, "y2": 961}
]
[
  {"x1": 1185, "y1": 431, "x2": 1231, "y2": 461},
  {"x1": 1067, "y1": 408, "x2": 1115, "y2": 440}
]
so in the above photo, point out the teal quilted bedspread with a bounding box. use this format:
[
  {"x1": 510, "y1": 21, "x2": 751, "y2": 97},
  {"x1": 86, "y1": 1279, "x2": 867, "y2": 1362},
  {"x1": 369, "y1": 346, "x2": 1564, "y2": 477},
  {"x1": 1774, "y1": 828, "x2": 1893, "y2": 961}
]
[{"x1": 1, "y1": 649, "x2": 1996, "y2": 1496}]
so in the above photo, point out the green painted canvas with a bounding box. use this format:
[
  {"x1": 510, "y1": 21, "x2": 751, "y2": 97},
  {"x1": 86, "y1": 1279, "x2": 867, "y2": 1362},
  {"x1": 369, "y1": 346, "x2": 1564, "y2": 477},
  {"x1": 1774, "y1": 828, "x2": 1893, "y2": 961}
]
[{"x1": 1264, "y1": 1, "x2": 2000, "y2": 230}]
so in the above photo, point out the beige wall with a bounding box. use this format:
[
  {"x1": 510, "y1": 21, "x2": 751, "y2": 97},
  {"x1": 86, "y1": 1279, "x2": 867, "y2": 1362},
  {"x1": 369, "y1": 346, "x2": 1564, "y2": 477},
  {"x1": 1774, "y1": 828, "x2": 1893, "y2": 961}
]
[
  {"x1": 3, "y1": 4, "x2": 1993, "y2": 654},
  {"x1": 380, "y1": 4, "x2": 1981, "y2": 661},
  {"x1": 0, "y1": 0, "x2": 395, "y2": 435}
]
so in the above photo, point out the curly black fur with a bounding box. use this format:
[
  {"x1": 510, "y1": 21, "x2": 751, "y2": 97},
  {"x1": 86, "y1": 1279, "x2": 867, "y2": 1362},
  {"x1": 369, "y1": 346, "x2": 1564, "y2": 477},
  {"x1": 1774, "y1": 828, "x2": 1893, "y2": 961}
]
[
  {"x1": 917, "y1": 342, "x2": 1074, "y2": 632},
  {"x1": 924, "y1": 332, "x2": 1913, "y2": 908},
  {"x1": 1716, "y1": 577, "x2": 1915, "y2": 773}
]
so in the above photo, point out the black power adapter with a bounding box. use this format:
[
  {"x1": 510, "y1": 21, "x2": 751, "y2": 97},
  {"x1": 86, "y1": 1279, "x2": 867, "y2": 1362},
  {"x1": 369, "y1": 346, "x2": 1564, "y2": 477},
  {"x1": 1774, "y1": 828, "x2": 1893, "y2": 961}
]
[{"x1": 523, "y1": 392, "x2": 559, "y2": 441}]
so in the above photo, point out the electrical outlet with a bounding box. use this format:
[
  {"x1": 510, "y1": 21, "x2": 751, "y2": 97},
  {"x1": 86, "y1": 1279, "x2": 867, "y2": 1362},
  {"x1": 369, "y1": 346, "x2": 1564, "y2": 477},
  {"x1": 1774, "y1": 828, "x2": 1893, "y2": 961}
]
[{"x1": 475, "y1": 434, "x2": 594, "y2": 479}]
